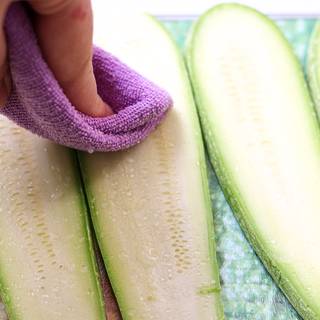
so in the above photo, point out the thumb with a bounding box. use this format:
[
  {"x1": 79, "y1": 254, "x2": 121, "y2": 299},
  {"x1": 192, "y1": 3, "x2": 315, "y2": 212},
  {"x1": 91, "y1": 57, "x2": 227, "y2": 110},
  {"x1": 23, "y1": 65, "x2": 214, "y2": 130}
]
[{"x1": 29, "y1": 0, "x2": 113, "y2": 117}]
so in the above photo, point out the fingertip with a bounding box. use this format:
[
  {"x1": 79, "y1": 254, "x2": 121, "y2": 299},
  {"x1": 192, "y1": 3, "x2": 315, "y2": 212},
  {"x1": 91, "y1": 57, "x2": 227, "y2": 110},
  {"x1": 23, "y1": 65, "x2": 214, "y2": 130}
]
[
  {"x1": 103, "y1": 104, "x2": 114, "y2": 116},
  {"x1": 0, "y1": 86, "x2": 8, "y2": 106},
  {"x1": 84, "y1": 97, "x2": 114, "y2": 117},
  {"x1": 96, "y1": 102, "x2": 114, "y2": 117},
  {"x1": 0, "y1": 72, "x2": 11, "y2": 106}
]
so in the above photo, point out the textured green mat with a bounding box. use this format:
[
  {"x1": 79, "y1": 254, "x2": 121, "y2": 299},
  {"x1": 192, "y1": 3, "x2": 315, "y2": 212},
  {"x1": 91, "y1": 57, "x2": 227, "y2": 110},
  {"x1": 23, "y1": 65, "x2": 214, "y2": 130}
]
[{"x1": 163, "y1": 19, "x2": 316, "y2": 320}]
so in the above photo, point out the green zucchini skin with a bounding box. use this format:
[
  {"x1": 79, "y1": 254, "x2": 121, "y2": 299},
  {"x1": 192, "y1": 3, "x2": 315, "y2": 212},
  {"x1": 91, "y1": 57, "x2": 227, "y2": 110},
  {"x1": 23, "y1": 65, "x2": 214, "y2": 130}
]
[
  {"x1": 0, "y1": 117, "x2": 105, "y2": 320},
  {"x1": 79, "y1": 9, "x2": 223, "y2": 320},
  {"x1": 308, "y1": 22, "x2": 320, "y2": 115},
  {"x1": 187, "y1": 4, "x2": 320, "y2": 320}
]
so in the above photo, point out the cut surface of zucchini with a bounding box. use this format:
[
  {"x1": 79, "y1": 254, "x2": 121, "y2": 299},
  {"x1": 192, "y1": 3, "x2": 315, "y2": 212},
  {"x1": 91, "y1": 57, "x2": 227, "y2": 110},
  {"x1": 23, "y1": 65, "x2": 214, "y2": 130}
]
[
  {"x1": 188, "y1": 4, "x2": 320, "y2": 320},
  {"x1": 0, "y1": 116, "x2": 104, "y2": 320},
  {"x1": 80, "y1": 7, "x2": 223, "y2": 320}
]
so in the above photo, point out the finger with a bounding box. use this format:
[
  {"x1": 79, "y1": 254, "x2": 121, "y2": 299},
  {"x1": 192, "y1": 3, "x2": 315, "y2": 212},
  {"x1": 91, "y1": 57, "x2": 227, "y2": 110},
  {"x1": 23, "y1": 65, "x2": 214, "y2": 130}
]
[
  {"x1": 29, "y1": 0, "x2": 113, "y2": 117},
  {"x1": 0, "y1": 0, "x2": 12, "y2": 106}
]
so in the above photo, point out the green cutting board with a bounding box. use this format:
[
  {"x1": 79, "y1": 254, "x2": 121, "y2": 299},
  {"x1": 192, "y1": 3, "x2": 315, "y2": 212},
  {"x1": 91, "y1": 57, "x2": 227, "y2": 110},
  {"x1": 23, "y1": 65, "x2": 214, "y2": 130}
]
[{"x1": 163, "y1": 18, "x2": 316, "y2": 320}]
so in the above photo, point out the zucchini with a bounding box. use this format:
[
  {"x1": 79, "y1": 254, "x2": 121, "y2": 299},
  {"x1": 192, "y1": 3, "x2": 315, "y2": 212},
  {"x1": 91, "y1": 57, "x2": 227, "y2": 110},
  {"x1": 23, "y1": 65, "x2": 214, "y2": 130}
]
[
  {"x1": 308, "y1": 21, "x2": 320, "y2": 114},
  {"x1": 79, "y1": 8, "x2": 223, "y2": 320},
  {"x1": 187, "y1": 4, "x2": 320, "y2": 320},
  {"x1": 0, "y1": 116, "x2": 105, "y2": 319}
]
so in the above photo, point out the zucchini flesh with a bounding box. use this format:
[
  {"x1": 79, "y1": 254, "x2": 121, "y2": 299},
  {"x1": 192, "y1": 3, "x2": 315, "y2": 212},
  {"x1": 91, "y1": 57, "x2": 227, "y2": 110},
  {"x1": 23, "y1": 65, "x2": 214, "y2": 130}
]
[
  {"x1": 79, "y1": 7, "x2": 223, "y2": 320},
  {"x1": 187, "y1": 4, "x2": 320, "y2": 320},
  {"x1": 0, "y1": 116, "x2": 104, "y2": 320}
]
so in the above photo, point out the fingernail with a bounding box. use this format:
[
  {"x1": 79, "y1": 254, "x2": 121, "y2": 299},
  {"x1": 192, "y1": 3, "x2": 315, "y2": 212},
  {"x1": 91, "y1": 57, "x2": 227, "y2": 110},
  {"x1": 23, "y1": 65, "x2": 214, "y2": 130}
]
[{"x1": 90, "y1": 97, "x2": 113, "y2": 117}]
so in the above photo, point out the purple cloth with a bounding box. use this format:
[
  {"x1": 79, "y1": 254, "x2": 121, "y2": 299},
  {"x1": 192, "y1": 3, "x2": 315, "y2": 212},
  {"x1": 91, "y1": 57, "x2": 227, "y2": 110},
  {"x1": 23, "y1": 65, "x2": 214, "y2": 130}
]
[{"x1": 1, "y1": 3, "x2": 172, "y2": 152}]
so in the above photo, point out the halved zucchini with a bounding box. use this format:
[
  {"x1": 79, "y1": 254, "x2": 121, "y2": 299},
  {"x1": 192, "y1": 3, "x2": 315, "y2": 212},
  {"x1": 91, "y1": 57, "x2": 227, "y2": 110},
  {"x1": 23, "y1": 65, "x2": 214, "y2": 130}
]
[
  {"x1": 187, "y1": 4, "x2": 320, "y2": 320},
  {"x1": 0, "y1": 116, "x2": 105, "y2": 320},
  {"x1": 79, "y1": 7, "x2": 223, "y2": 320}
]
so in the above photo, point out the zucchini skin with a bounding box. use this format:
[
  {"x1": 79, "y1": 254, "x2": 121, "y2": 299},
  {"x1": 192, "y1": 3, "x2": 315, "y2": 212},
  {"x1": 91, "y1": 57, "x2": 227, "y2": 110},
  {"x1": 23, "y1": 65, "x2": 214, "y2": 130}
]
[
  {"x1": 77, "y1": 157, "x2": 127, "y2": 318},
  {"x1": 308, "y1": 22, "x2": 320, "y2": 117},
  {"x1": 73, "y1": 152, "x2": 106, "y2": 320},
  {"x1": 187, "y1": 4, "x2": 320, "y2": 320}
]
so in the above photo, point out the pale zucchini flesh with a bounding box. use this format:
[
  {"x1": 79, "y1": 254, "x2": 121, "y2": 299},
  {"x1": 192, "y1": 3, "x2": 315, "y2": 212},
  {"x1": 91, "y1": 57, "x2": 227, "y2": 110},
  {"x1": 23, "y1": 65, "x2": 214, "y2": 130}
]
[
  {"x1": 187, "y1": 4, "x2": 320, "y2": 320},
  {"x1": 79, "y1": 7, "x2": 223, "y2": 320},
  {"x1": 0, "y1": 116, "x2": 105, "y2": 320}
]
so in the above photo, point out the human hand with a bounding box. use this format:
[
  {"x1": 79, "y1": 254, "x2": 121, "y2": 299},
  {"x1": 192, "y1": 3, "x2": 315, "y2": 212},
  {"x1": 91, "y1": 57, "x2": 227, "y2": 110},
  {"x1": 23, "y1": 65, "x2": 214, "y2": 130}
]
[{"x1": 0, "y1": 0, "x2": 113, "y2": 117}]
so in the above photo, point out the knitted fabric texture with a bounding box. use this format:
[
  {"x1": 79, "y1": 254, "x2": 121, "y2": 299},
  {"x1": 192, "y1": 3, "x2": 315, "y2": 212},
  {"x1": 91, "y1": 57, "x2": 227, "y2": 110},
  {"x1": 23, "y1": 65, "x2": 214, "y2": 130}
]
[{"x1": 1, "y1": 3, "x2": 172, "y2": 152}]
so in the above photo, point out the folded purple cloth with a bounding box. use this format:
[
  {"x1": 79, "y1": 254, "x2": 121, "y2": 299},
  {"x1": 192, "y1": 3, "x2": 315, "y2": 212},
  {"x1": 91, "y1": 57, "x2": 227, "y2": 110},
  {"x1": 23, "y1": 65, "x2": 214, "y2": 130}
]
[{"x1": 1, "y1": 3, "x2": 172, "y2": 152}]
